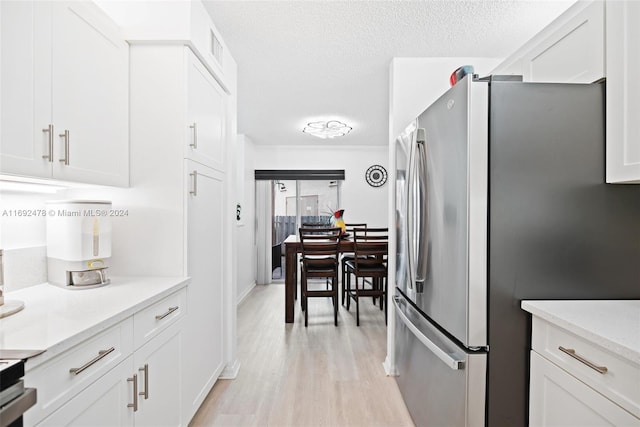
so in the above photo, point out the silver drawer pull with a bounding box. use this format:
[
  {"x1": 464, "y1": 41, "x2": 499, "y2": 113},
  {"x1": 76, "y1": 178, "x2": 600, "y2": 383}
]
[
  {"x1": 155, "y1": 306, "x2": 179, "y2": 320},
  {"x1": 69, "y1": 347, "x2": 115, "y2": 375},
  {"x1": 558, "y1": 346, "x2": 608, "y2": 374}
]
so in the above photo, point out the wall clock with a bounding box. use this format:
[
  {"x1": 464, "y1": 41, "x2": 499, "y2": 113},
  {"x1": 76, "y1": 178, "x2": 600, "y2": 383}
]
[{"x1": 365, "y1": 165, "x2": 387, "y2": 187}]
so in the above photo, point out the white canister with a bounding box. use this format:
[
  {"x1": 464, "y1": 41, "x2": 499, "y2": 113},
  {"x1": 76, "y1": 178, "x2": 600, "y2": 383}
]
[{"x1": 45, "y1": 200, "x2": 112, "y2": 287}]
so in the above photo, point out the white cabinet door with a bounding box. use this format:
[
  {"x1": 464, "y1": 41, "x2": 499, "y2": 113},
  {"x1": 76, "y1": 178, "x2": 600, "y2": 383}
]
[
  {"x1": 0, "y1": 1, "x2": 127, "y2": 186},
  {"x1": 51, "y1": 1, "x2": 129, "y2": 186},
  {"x1": 185, "y1": 49, "x2": 226, "y2": 171},
  {"x1": 0, "y1": 0, "x2": 52, "y2": 178},
  {"x1": 529, "y1": 351, "x2": 640, "y2": 427},
  {"x1": 38, "y1": 356, "x2": 135, "y2": 427},
  {"x1": 133, "y1": 322, "x2": 183, "y2": 427},
  {"x1": 606, "y1": 0, "x2": 640, "y2": 184},
  {"x1": 182, "y1": 160, "x2": 225, "y2": 422},
  {"x1": 521, "y1": 1, "x2": 604, "y2": 83}
]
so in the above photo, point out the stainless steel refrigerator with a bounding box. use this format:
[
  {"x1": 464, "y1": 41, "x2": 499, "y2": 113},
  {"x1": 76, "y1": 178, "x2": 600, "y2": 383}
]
[{"x1": 393, "y1": 75, "x2": 640, "y2": 427}]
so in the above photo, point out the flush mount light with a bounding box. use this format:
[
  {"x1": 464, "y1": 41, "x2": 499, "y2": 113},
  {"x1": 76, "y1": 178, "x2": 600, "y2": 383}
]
[{"x1": 302, "y1": 120, "x2": 352, "y2": 139}]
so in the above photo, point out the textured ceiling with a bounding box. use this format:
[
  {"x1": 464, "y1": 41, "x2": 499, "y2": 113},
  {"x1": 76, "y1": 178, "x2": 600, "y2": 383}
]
[{"x1": 203, "y1": 0, "x2": 576, "y2": 146}]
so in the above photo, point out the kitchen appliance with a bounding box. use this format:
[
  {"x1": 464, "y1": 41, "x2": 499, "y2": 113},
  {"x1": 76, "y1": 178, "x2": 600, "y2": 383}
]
[
  {"x1": 394, "y1": 75, "x2": 640, "y2": 426},
  {"x1": 46, "y1": 200, "x2": 112, "y2": 289},
  {"x1": 0, "y1": 359, "x2": 37, "y2": 427}
]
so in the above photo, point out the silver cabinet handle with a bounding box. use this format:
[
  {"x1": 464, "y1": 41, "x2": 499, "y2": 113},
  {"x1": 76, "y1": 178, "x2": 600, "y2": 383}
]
[
  {"x1": 42, "y1": 124, "x2": 54, "y2": 161},
  {"x1": 138, "y1": 364, "x2": 149, "y2": 399},
  {"x1": 558, "y1": 346, "x2": 608, "y2": 374},
  {"x1": 189, "y1": 171, "x2": 198, "y2": 196},
  {"x1": 189, "y1": 122, "x2": 197, "y2": 148},
  {"x1": 393, "y1": 296, "x2": 465, "y2": 370},
  {"x1": 155, "y1": 306, "x2": 178, "y2": 320},
  {"x1": 127, "y1": 374, "x2": 138, "y2": 412},
  {"x1": 69, "y1": 347, "x2": 115, "y2": 375},
  {"x1": 59, "y1": 129, "x2": 70, "y2": 165}
]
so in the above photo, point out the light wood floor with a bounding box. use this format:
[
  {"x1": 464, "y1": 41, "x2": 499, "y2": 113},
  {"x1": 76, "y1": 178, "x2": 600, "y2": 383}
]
[{"x1": 189, "y1": 282, "x2": 415, "y2": 427}]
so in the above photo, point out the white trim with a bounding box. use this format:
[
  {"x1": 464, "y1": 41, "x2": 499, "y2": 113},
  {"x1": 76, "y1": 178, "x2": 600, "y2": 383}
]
[
  {"x1": 219, "y1": 358, "x2": 241, "y2": 379},
  {"x1": 237, "y1": 281, "x2": 256, "y2": 305}
]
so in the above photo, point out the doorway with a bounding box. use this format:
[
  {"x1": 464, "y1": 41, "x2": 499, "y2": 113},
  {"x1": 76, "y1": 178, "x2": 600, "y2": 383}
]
[
  {"x1": 269, "y1": 179, "x2": 340, "y2": 281},
  {"x1": 254, "y1": 170, "x2": 345, "y2": 284}
]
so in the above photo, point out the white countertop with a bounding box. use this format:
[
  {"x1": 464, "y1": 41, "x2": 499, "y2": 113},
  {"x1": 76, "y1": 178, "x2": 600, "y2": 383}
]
[
  {"x1": 0, "y1": 276, "x2": 189, "y2": 368},
  {"x1": 521, "y1": 300, "x2": 640, "y2": 364}
]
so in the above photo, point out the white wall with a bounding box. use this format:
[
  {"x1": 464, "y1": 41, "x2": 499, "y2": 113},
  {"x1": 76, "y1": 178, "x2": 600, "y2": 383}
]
[
  {"x1": 235, "y1": 135, "x2": 256, "y2": 304},
  {"x1": 389, "y1": 57, "x2": 503, "y2": 140}
]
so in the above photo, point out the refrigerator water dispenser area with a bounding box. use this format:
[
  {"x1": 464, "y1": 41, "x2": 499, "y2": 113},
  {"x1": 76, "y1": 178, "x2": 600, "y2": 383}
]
[{"x1": 45, "y1": 200, "x2": 112, "y2": 289}]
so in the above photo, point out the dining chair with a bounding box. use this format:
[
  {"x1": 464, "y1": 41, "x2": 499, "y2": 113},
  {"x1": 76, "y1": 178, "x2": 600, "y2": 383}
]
[
  {"x1": 299, "y1": 227, "x2": 342, "y2": 326},
  {"x1": 344, "y1": 227, "x2": 388, "y2": 326},
  {"x1": 340, "y1": 223, "x2": 367, "y2": 305}
]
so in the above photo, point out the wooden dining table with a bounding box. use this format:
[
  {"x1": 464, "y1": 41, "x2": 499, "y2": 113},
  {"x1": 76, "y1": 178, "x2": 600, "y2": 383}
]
[{"x1": 283, "y1": 234, "x2": 355, "y2": 323}]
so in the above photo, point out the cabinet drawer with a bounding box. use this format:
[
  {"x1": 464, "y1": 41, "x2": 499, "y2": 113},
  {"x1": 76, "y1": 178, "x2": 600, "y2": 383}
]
[
  {"x1": 24, "y1": 317, "x2": 134, "y2": 425},
  {"x1": 133, "y1": 288, "x2": 186, "y2": 348},
  {"x1": 532, "y1": 317, "x2": 640, "y2": 418}
]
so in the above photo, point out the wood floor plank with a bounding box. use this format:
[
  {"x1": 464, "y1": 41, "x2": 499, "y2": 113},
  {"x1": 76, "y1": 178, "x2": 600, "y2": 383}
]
[{"x1": 189, "y1": 283, "x2": 414, "y2": 427}]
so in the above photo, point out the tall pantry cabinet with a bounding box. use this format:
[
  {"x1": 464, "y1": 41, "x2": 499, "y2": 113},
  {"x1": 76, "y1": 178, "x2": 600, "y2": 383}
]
[{"x1": 127, "y1": 43, "x2": 234, "y2": 424}]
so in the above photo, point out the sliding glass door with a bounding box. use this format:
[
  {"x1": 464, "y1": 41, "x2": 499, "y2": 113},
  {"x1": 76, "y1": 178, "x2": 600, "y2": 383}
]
[{"x1": 270, "y1": 180, "x2": 340, "y2": 280}]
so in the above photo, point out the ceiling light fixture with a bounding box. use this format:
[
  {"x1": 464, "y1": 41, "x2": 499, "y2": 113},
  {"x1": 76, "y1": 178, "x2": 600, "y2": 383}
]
[{"x1": 302, "y1": 120, "x2": 352, "y2": 139}]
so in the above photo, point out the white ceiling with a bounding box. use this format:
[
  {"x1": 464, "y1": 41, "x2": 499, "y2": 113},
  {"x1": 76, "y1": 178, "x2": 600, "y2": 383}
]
[{"x1": 202, "y1": 0, "x2": 576, "y2": 147}]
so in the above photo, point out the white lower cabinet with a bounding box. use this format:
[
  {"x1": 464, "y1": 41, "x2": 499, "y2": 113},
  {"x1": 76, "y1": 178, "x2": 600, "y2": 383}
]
[
  {"x1": 528, "y1": 316, "x2": 640, "y2": 426},
  {"x1": 530, "y1": 352, "x2": 639, "y2": 427},
  {"x1": 25, "y1": 288, "x2": 186, "y2": 427},
  {"x1": 38, "y1": 356, "x2": 135, "y2": 427},
  {"x1": 132, "y1": 321, "x2": 183, "y2": 427}
]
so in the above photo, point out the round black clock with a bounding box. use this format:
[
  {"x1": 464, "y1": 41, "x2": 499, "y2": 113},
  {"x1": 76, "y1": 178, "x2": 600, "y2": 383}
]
[{"x1": 365, "y1": 165, "x2": 387, "y2": 187}]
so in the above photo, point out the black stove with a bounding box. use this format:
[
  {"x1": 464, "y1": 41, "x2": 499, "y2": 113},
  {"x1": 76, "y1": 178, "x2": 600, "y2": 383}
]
[{"x1": 0, "y1": 359, "x2": 36, "y2": 427}]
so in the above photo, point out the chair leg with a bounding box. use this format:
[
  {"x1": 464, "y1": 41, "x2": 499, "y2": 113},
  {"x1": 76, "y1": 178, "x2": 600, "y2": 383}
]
[
  {"x1": 355, "y1": 277, "x2": 360, "y2": 327},
  {"x1": 334, "y1": 274, "x2": 338, "y2": 326},
  {"x1": 346, "y1": 272, "x2": 351, "y2": 310}
]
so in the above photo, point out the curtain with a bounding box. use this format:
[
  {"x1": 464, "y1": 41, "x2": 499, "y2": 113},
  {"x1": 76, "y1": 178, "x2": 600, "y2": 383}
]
[{"x1": 255, "y1": 180, "x2": 273, "y2": 284}]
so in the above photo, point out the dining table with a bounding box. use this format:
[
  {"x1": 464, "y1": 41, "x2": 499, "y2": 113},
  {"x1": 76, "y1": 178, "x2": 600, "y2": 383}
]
[{"x1": 283, "y1": 234, "x2": 355, "y2": 323}]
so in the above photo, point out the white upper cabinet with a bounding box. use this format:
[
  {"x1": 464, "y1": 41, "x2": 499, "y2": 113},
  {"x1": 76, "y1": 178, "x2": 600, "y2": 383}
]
[
  {"x1": 493, "y1": 0, "x2": 640, "y2": 184},
  {"x1": 0, "y1": 1, "x2": 129, "y2": 186},
  {"x1": 606, "y1": 0, "x2": 640, "y2": 184},
  {"x1": 186, "y1": 49, "x2": 226, "y2": 170},
  {"x1": 492, "y1": 1, "x2": 605, "y2": 83},
  {"x1": 521, "y1": 1, "x2": 604, "y2": 83}
]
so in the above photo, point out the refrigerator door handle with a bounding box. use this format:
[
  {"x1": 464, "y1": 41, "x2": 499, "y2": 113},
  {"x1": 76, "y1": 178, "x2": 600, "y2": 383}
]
[
  {"x1": 406, "y1": 131, "x2": 417, "y2": 290},
  {"x1": 393, "y1": 296, "x2": 465, "y2": 370},
  {"x1": 414, "y1": 130, "x2": 428, "y2": 292}
]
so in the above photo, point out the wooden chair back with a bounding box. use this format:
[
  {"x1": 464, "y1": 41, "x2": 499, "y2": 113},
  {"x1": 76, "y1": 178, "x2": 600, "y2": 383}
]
[
  {"x1": 352, "y1": 227, "x2": 388, "y2": 273},
  {"x1": 299, "y1": 227, "x2": 341, "y2": 270}
]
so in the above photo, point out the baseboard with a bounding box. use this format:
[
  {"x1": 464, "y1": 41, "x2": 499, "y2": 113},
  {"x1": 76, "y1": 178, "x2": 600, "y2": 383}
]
[
  {"x1": 237, "y1": 281, "x2": 256, "y2": 305},
  {"x1": 219, "y1": 358, "x2": 241, "y2": 379},
  {"x1": 383, "y1": 356, "x2": 398, "y2": 376}
]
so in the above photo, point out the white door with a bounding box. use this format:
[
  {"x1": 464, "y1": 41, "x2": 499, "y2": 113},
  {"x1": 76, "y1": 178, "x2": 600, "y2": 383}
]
[
  {"x1": 185, "y1": 49, "x2": 226, "y2": 170},
  {"x1": 134, "y1": 322, "x2": 183, "y2": 427},
  {"x1": 51, "y1": 1, "x2": 129, "y2": 186},
  {"x1": 182, "y1": 160, "x2": 225, "y2": 422},
  {"x1": 0, "y1": 1, "x2": 52, "y2": 178}
]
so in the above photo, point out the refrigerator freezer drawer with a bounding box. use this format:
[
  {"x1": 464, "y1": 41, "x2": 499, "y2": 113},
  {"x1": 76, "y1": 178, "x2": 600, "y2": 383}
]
[{"x1": 394, "y1": 294, "x2": 486, "y2": 427}]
